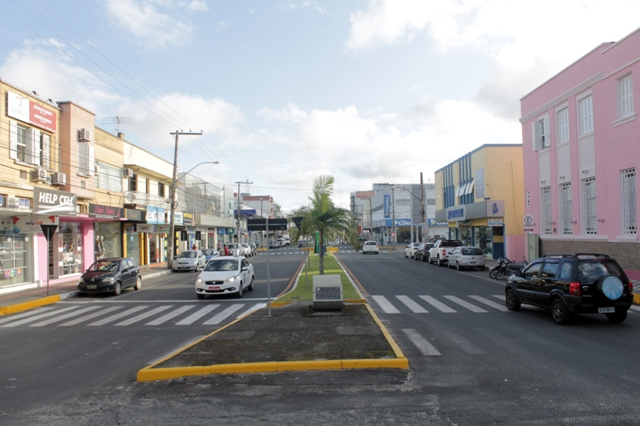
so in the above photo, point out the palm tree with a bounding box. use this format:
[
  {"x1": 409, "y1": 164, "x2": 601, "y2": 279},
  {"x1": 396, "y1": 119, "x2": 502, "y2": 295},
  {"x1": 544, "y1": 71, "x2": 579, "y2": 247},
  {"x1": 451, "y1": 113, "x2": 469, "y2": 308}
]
[{"x1": 292, "y1": 175, "x2": 359, "y2": 274}]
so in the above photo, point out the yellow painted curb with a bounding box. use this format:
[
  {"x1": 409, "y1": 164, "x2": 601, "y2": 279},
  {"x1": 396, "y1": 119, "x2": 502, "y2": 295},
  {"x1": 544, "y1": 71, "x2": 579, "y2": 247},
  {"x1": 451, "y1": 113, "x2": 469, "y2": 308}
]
[
  {"x1": 209, "y1": 362, "x2": 279, "y2": 374},
  {"x1": 137, "y1": 366, "x2": 207, "y2": 382},
  {"x1": 634, "y1": 293, "x2": 640, "y2": 305},
  {"x1": 342, "y1": 358, "x2": 409, "y2": 369},
  {"x1": 278, "y1": 360, "x2": 342, "y2": 372},
  {"x1": 364, "y1": 303, "x2": 407, "y2": 361},
  {"x1": 0, "y1": 295, "x2": 61, "y2": 316}
]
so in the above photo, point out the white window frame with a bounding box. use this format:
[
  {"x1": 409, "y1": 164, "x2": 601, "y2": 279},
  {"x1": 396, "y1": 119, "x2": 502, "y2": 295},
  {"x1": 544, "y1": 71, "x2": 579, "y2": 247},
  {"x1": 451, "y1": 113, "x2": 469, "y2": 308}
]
[
  {"x1": 621, "y1": 168, "x2": 636, "y2": 234},
  {"x1": 582, "y1": 178, "x2": 597, "y2": 234},
  {"x1": 559, "y1": 183, "x2": 572, "y2": 235},
  {"x1": 541, "y1": 186, "x2": 552, "y2": 234},
  {"x1": 96, "y1": 163, "x2": 123, "y2": 193},
  {"x1": 618, "y1": 74, "x2": 634, "y2": 119},
  {"x1": 578, "y1": 94, "x2": 594, "y2": 136},
  {"x1": 77, "y1": 141, "x2": 95, "y2": 177},
  {"x1": 532, "y1": 116, "x2": 550, "y2": 151},
  {"x1": 556, "y1": 107, "x2": 569, "y2": 144}
]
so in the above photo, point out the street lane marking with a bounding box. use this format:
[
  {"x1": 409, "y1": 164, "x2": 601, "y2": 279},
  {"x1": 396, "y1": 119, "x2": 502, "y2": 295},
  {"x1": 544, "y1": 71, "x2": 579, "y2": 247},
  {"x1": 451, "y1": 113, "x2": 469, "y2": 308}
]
[
  {"x1": 176, "y1": 305, "x2": 219, "y2": 325},
  {"x1": 237, "y1": 303, "x2": 266, "y2": 318},
  {"x1": 203, "y1": 304, "x2": 245, "y2": 325},
  {"x1": 145, "y1": 305, "x2": 196, "y2": 325},
  {"x1": 88, "y1": 306, "x2": 148, "y2": 326},
  {"x1": 468, "y1": 295, "x2": 508, "y2": 312},
  {"x1": 443, "y1": 296, "x2": 487, "y2": 313},
  {"x1": 59, "y1": 306, "x2": 124, "y2": 326},
  {"x1": 396, "y1": 295, "x2": 428, "y2": 313},
  {"x1": 372, "y1": 295, "x2": 400, "y2": 313},
  {"x1": 115, "y1": 305, "x2": 173, "y2": 326},
  {"x1": 0, "y1": 307, "x2": 55, "y2": 325},
  {"x1": 441, "y1": 331, "x2": 487, "y2": 355},
  {"x1": 402, "y1": 329, "x2": 441, "y2": 356},
  {"x1": 1, "y1": 306, "x2": 78, "y2": 327},
  {"x1": 419, "y1": 295, "x2": 456, "y2": 313},
  {"x1": 29, "y1": 305, "x2": 102, "y2": 327}
]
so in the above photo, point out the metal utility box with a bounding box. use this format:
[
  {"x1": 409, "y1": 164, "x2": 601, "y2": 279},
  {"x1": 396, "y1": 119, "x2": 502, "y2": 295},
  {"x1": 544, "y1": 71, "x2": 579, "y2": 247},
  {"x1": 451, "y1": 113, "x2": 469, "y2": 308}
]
[{"x1": 312, "y1": 275, "x2": 343, "y2": 311}]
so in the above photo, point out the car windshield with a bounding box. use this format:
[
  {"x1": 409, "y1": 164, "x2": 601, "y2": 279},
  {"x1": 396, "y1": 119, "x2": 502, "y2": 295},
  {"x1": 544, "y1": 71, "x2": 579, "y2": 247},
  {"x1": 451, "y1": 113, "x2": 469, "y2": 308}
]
[
  {"x1": 205, "y1": 259, "x2": 238, "y2": 271},
  {"x1": 179, "y1": 252, "x2": 197, "y2": 258},
  {"x1": 89, "y1": 260, "x2": 120, "y2": 272},
  {"x1": 228, "y1": 244, "x2": 238, "y2": 249},
  {"x1": 202, "y1": 250, "x2": 215, "y2": 256},
  {"x1": 461, "y1": 248, "x2": 483, "y2": 255}
]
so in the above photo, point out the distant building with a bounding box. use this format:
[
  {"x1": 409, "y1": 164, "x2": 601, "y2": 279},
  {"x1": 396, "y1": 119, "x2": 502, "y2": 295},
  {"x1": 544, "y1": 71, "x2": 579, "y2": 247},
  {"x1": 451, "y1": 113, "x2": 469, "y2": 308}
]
[
  {"x1": 520, "y1": 26, "x2": 640, "y2": 279},
  {"x1": 434, "y1": 144, "x2": 524, "y2": 259}
]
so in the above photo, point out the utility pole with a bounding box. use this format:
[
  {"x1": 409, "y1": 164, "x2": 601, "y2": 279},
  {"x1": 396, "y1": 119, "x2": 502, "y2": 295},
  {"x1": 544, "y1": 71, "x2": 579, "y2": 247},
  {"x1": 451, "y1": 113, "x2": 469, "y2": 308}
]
[
  {"x1": 391, "y1": 185, "x2": 396, "y2": 251},
  {"x1": 167, "y1": 130, "x2": 202, "y2": 269},
  {"x1": 235, "y1": 180, "x2": 253, "y2": 243},
  {"x1": 420, "y1": 172, "x2": 426, "y2": 243}
]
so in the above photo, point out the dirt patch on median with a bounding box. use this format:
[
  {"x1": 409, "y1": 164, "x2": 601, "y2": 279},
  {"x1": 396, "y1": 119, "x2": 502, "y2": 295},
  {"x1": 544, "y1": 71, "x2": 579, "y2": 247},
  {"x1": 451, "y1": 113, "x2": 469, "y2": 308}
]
[{"x1": 154, "y1": 302, "x2": 397, "y2": 368}]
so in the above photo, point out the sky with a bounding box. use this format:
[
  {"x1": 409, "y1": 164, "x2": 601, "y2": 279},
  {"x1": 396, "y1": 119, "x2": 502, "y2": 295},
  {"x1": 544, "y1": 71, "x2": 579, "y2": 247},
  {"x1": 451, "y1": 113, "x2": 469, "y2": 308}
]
[{"x1": 1, "y1": 0, "x2": 640, "y2": 212}]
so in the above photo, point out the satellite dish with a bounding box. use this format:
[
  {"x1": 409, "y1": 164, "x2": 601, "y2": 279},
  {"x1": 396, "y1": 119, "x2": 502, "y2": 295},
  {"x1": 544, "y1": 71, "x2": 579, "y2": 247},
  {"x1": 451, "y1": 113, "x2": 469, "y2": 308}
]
[{"x1": 125, "y1": 192, "x2": 136, "y2": 203}]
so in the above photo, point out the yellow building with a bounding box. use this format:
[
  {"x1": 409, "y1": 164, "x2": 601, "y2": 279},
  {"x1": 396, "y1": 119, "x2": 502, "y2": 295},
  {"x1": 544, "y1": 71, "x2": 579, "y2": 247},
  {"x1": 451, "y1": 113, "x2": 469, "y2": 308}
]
[{"x1": 434, "y1": 144, "x2": 524, "y2": 260}]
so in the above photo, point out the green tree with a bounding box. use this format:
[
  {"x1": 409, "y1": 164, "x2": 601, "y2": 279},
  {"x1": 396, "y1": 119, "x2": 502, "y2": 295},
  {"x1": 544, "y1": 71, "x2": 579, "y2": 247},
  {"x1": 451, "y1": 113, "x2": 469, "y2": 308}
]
[{"x1": 291, "y1": 175, "x2": 359, "y2": 274}]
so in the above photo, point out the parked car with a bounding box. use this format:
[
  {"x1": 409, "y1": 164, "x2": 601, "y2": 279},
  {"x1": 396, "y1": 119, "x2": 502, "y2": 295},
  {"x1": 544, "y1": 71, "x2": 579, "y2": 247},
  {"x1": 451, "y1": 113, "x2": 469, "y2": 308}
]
[
  {"x1": 362, "y1": 240, "x2": 379, "y2": 254},
  {"x1": 248, "y1": 243, "x2": 257, "y2": 256},
  {"x1": 428, "y1": 239, "x2": 463, "y2": 266},
  {"x1": 202, "y1": 249, "x2": 219, "y2": 262},
  {"x1": 414, "y1": 243, "x2": 434, "y2": 262},
  {"x1": 195, "y1": 256, "x2": 255, "y2": 299},
  {"x1": 226, "y1": 243, "x2": 242, "y2": 256},
  {"x1": 240, "y1": 243, "x2": 253, "y2": 257},
  {"x1": 269, "y1": 240, "x2": 280, "y2": 249},
  {"x1": 447, "y1": 246, "x2": 486, "y2": 271},
  {"x1": 404, "y1": 242, "x2": 421, "y2": 259},
  {"x1": 172, "y1": 250, "x2": 207, "y2": 272},
  {"x1": 505, "y1": 253, "x2": 633, "y2": 324},
  {"x1": 77, "y1": 257, "x2": 141, "y2": 296}
]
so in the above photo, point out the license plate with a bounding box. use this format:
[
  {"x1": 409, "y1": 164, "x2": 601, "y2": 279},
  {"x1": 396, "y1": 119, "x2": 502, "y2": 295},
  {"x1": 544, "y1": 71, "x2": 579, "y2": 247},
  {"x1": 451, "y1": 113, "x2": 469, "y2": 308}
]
[
  {"x1": 469, "y1": 261, "x2": 477, "y2": 265},
  {"x1": 87, "y1": 285, "x2": 97, "y2": 290},
  {"x1": 598, "y1": 307, "x2": 615, "y2": 313},
  {"x1": 209, "y1": 286, "x2": 220, "y2": 291}
]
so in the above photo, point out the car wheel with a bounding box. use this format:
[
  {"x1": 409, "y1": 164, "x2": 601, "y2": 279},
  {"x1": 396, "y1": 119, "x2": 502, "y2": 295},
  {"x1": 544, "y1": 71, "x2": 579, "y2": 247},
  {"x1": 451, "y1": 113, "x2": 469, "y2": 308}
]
[
  {"x1": 134, "y1": 277, "x2": 141, "y2": 291},
  {"x1": 495, "y1": 270, "x2": 506, "y2": 280},
  {"x1": 606, "y1": 309, "x2": 627, "y2": 323},
  {"x1": 551, "y1": 298, "x2": 571, "y2": 325},
  {"x1": 236, "y1": 283, "x2": 244, "y2": 298},
  {"x1": 505, "y1": 288, "x2": 521, "y2": 311},
  {"x1": 437, "y1": 256, "x2": 443, "y2": 267},
  {"x1": 456, "y1": 262, "x2": 461, "y2": 271},
  {"x1": 375, "y1": 251, "x2": 379, "y2": 254},
  {"x1": 114, "y1": 282, "x2": 122, "y2": 296},
  {"x1": 248, "y1": 275, "x2": 255, "y2": 291},
  {"x1": 404, "y1": 253, "x2": 408, "y2": 258},
  {"x1": 197, "y1": 293, "x2": 205, "y2": 300},
  {"x1": 77, "y1": 292, "x2": 86, "y2": 297}
]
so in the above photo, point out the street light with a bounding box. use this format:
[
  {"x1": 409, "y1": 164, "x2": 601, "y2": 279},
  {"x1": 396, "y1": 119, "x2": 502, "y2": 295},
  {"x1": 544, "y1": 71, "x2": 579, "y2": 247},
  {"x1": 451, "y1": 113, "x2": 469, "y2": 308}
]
[{"x1": 167, "y1": 158, "x2": 219, "y2": 269}]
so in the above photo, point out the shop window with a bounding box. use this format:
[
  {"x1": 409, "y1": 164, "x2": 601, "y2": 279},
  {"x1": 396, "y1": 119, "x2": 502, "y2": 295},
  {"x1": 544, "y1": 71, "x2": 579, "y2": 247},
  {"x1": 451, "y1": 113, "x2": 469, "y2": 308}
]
[{"x1": 59, "y1": 222, "x2": 82, "y2": 276}]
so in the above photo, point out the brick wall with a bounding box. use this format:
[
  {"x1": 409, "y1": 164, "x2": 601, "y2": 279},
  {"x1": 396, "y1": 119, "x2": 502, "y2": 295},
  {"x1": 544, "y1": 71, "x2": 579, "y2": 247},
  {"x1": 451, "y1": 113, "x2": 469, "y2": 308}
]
[{"x1": 540, "y1": 239, "x2": 640, "y2": 273}]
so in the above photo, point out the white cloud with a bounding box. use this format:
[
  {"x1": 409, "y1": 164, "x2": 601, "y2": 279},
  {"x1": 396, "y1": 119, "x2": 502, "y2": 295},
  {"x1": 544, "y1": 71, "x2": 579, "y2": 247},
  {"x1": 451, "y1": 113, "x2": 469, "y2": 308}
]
[
  {"x1": 182, "y1": 0, "x2": 208, "y2": 12},
  {"x1": 102, "y1": 0, "x2": 193, "y2": 48}
]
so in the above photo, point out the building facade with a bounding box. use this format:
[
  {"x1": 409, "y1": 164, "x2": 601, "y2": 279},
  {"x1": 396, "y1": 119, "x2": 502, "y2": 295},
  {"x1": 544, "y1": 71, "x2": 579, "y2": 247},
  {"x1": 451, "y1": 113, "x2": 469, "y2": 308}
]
[
  {"x1": 434, "y1": 144, "x2": 525, "y2": 260},
  {"x1": 520, "y1": 27, "x2": 640, "y2": 279}
]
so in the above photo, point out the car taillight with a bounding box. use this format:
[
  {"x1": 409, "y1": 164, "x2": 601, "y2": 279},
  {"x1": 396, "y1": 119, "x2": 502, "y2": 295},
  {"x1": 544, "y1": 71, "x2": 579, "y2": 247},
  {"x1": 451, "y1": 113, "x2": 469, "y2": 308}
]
[
  {"x1": 628, "y1": 280, "x2": 633, "y2": 294},
  {"x1": 569, "y1": 282, "x2": 581, "y2": 296},
  {"x1": 441, "y1": 249, "x2": 446, "y2": 256}
]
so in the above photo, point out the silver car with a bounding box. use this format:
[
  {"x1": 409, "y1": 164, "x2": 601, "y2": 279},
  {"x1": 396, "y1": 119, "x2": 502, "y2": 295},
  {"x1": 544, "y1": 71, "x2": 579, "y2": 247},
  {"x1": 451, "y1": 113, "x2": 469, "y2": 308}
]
[
  {"x1": 172, "y1": 250, "x2": 207, "y2": 272},
  {"x1": 447, "y1": 246, "x2": 485, "y2": 271}
]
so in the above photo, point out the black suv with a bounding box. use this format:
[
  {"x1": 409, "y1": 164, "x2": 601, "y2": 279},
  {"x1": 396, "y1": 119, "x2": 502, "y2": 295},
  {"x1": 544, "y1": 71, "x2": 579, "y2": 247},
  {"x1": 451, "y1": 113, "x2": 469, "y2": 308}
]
[
  {"x1": 505, "y1": 253, "x2": 633, "y2": 324},
  {"x1": 414, "y1": 243, "x2": 434, "y2": 262}
]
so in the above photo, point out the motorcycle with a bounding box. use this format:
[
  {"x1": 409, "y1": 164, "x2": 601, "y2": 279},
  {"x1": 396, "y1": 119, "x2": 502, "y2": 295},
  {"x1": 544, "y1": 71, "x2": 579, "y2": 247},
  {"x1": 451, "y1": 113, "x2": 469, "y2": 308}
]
[
  {"x1": 504, "y1": 258, "x2": 528, "y2": 278},
  {"x1": 489, "y1": 257, "x2": 507, "y2": 280}
]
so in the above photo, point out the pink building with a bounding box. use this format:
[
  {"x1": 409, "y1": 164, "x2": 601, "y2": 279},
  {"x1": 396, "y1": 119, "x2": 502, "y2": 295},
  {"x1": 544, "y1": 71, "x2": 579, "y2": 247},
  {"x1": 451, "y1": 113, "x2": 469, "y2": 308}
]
[{"x1": 520, "y1": 27, "x2": 640, "y2": 279}]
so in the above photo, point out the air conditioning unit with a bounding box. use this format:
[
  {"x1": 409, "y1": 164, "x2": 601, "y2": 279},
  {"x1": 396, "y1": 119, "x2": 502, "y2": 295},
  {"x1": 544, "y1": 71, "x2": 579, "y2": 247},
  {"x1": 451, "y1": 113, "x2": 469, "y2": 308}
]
[
  {"x1": 78, "y1": 128, "x2": 93, "y2": 142},
  {"x1": 32, "y1": 167, "x2": 48, "y2": 183},
  {"x1": 123, "y1": 168, "x2": 134, "y2": 177},
  {"x1": 52, "y1": 172, "x2": 67, "y2": 186}
]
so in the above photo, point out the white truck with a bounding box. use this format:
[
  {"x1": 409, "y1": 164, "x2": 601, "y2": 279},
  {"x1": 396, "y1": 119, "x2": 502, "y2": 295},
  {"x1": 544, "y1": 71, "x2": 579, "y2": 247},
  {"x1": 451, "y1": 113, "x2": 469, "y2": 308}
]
[{"x1": 428, "y1": 239, "x2": 462, "y2": 266}]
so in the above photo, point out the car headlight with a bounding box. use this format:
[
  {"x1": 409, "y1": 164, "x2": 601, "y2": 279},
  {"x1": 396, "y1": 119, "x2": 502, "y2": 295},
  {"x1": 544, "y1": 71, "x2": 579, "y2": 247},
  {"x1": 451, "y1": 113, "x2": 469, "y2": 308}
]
[
  {"x1": 196, "y1": 278, "x2": 203, "y2": 284},
  {"x1": 103, "y1": 277, "x2": 115, "y2": 282},
  {"x1": 225, "y1": 275, "x2": 237, "y2": 283}
]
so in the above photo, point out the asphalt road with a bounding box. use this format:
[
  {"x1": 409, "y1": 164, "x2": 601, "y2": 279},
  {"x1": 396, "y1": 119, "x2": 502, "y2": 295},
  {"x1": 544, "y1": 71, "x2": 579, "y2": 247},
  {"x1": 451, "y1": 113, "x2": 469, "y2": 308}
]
[{"x1": 1, "y1": 246, "x2": 639, "y2": 425}]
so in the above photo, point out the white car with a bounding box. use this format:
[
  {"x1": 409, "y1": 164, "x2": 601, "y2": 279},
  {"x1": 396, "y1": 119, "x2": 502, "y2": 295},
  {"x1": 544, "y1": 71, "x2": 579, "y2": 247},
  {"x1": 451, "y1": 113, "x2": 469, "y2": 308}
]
[
  {"x1": 172, "y1": 250, "x2": 206, "y2": 272},
  {"x1": 447, "y1": 246, "x2": 486, "y2": 271},
  {"x1": 195, "y1": 256, "x2": 255, "y2": 299},
  {"x1": 362, "y1": 240, "x2": 379, "y2": 255},
  {"x1": 404, "y1": 242, "x2": 421, "y2": 259},
  {"x1": 226, "y1": 243, "x2": 242, "y2": 257},
  {"x1": 240, "y1": 243, "x2": 252, "y2": 257}
]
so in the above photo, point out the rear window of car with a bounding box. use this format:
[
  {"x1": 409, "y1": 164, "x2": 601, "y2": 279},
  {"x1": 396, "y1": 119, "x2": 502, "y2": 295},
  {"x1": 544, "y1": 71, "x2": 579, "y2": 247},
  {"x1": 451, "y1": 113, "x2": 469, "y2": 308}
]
[
  {"x1": 365, "y1": 241, "x2": 377, "y2": 246},
  {"x1": 577, "y1": 260, "x2": 624, "y2": 284},
  {"x1": 441, "y1": 240, "x2": 462, "y2": 247},
  {"x1": 461, "y1": 248, "x2": 483, "y2": 255}
]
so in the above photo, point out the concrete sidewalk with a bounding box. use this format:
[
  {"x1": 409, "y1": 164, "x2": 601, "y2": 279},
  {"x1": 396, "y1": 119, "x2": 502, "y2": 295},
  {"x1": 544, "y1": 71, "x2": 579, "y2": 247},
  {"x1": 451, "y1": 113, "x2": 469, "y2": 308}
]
[{"x1": 0, "y1": 264, "x2": 173, "y2": 315}]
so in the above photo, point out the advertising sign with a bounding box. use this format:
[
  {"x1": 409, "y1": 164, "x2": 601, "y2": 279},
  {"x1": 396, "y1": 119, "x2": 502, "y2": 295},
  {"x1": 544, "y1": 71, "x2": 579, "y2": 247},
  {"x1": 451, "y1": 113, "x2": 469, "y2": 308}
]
[
  {"x1": 12, "y1": 215, "x2": 59, "y2": 234},
  {"x1": 89, "y1": 203, "x2": 123, "y2": 219},
  {"x1": 356, "y1": 191, "x2": 375, "y2": 198},
  {"x1": 384, "y1": 195, "x2": 391, "y2": 218},
  {"x1": 33, "y1": 188, "x2": 77, "y2": 215},
  {"x1": 7, "y1": 91, "x2": 57, "y2": 133}
]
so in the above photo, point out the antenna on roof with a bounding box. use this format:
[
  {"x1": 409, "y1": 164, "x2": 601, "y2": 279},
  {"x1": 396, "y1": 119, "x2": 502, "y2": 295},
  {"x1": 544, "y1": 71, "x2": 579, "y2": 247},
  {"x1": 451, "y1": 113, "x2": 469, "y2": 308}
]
[{"x1": 102, "y1": 116, "x2": 135, "y2": 133}]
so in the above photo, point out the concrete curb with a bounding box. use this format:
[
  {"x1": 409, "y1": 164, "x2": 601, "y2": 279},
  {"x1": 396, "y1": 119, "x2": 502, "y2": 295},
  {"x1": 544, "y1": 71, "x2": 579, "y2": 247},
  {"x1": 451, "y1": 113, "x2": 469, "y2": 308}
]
[
  {"x1": 136, "y1": 301, "x2": 409, "y2": 382},
  {"x1": 0, "y1": 269, "x2": 173, "y2": 317}
]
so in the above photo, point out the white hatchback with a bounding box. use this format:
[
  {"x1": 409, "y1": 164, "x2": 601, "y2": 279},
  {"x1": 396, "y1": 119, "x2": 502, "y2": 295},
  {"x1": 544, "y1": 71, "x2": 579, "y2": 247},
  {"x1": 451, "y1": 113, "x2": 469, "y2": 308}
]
[
  {"x1": 362, "y1": 240, "x2": 379, "y2": 255},
  {"x1": 195, "y1": 256, "x2": 255, "y2": 299},
  {"x1": 172, "y1": 250, "x2": 206, "y2": 272},
  {"x1": 447, "y1": 246, "x2": 486, "y2": 271}
]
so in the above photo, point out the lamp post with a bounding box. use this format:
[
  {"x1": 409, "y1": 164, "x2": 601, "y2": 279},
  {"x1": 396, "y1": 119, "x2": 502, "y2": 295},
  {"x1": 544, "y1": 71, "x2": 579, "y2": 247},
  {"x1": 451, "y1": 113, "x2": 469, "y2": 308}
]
[{"x1": 166, "y1": 150, "x2": 218, "y2": 269}]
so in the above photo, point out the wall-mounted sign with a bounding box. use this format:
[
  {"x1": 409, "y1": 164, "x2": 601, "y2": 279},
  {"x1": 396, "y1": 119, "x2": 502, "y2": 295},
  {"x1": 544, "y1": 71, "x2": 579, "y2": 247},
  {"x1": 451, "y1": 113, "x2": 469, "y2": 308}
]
[
  {"x1": 356, "y1": 191, "x2": 376, "y2": 199},
  {"x1": 446, "y1": 205, "x2": 466, "y2": 222},
  {"x1": 12, "y1": 215, "x2": 58, "y2": 233},
  {"x1": 6, "y1": 91, "x2": 57, "y2": 133},
  {"x1": 33, "y1": 187, "x2": 76, "y2": 215},
  {"x1": 89, "y1": 203, "x2": 123, "y2": 219}
]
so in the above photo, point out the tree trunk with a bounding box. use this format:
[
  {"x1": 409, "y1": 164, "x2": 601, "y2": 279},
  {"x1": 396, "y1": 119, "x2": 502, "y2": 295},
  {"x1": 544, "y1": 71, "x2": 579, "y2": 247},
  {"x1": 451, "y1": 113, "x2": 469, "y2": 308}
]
[{"x1": 319, "y1": 229, "x2": 324, "y2": 275}]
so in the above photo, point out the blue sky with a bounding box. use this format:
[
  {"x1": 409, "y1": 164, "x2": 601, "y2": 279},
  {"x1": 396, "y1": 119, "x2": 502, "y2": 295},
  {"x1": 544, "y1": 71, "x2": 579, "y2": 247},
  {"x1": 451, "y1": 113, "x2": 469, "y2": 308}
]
[{"x1": 2, "y1": 0, "x2": 640, "y2": 212}]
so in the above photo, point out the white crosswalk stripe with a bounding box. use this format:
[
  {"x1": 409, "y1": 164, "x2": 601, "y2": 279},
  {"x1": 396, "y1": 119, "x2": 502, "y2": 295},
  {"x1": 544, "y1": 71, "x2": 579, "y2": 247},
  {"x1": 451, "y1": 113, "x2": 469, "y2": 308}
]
[
  {"x1": 145, "y1": 305, "x2": 196, "y2": 326},
  {"x1": 0, "y1": 307, "x2": 55, "y2": 325},
  {"x1": 60, "y1": 306, "x2": 124, "y2": 326},
  {"x1": 203, "y1": 304, "x2": 245, "y2": 325},
  {"x1": 115, "y1": 305, "x2": 173, "y2": 326},
  {"x1": 443, "y1": 295, "x2": 488, "y2": 313},
  {"x1": 403, "y1": 328, "x2": 441, "y2": 356},
  {"x1": 419, "y1": 295, "x2": 457, "y2": 313},
  {"x1": 175, "y1": 305, "x2": 220, "y2": 325},
  {"x1": 88, "y1": 306, "x2": 149, "y2": 326},
  {"x1": 468, "y1": 295, "x2": 508, "y2": 312},
  {"x1": 2, "y1": 306, "x2": 78, "y2": 327},
  {"x1": 372, "y1": 295, "x2": 400, "y2": 313},
  {"x1": 30, "y1": 305, "x2": 103, "y2": 327},
  {"x1": 396, "y1": 296, "x2": 428, "y2": 313}
]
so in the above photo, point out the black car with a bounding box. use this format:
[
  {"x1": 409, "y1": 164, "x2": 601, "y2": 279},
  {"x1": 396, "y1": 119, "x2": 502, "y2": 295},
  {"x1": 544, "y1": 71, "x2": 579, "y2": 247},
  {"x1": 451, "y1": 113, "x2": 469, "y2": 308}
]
[
  {"x1": 414, "y1": 243, "x2": 434, "y2": 262},
  {"x1": 77, "y1": 258, "x2": 142, "y2": 296},
  {"x1": 505, "y1": 253, "x2": 633, "y2": 324}
]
